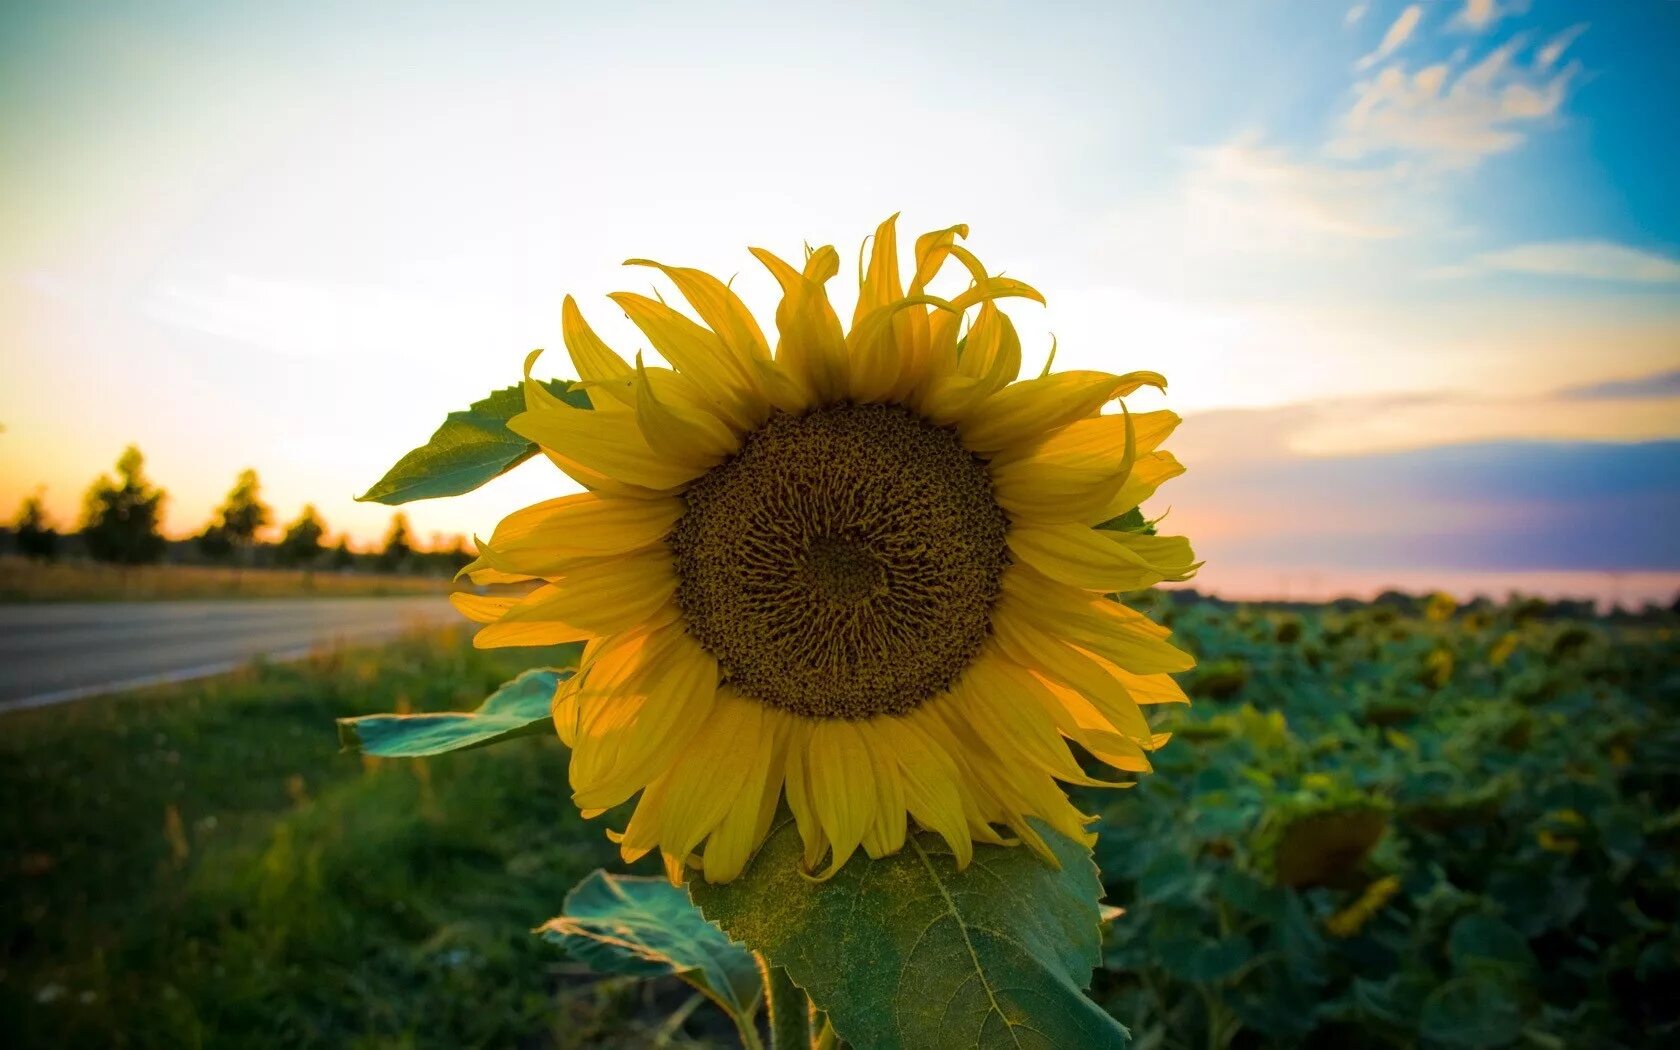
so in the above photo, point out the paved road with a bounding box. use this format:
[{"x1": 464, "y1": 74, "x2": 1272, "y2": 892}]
[{"x1": 0, "y1": 596, "x2": 457, "y2": 711}]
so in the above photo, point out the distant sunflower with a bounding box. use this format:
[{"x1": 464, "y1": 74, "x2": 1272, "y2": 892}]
[{"x1": 453, "y1": 217, "x2": 1198, "y2": 883}]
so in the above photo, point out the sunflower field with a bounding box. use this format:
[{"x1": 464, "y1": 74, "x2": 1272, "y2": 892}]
[{"x1": 1088, "y1": 590, "x2": 1680, "y2": 1048}]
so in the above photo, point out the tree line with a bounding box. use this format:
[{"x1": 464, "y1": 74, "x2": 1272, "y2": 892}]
[{"x1": 8, "y1": 445, "x2": 470, "y2": 575}]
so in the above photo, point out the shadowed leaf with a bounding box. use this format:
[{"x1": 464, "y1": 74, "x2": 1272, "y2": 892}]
[
  {"x1": 336, "y1": 666, "x2": 572, "y2": 757},
  {"x1": 690, "y1": 816, "x2": 1128, "y2": 1049},
  {"x1": 358, "y1": 380, "x2": 590, "y2": 505},
  {"x1": 539, "y1": 870, "x2": 762, "y2": 1029}
]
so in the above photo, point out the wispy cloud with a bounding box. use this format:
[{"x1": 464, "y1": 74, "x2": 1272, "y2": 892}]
[
  {"x1": 1333, "y1": 36, "x2": 1579, "y2": 168},
  {"x1": 1356, "y1": 5, "x2": 1423, "y2": 71},
  {"x1": 1537, "y1": 23, "x2": 1588, "y2": 70},
  {"x1": 1556, "y1": 370, "x2": 1680, "y2": 401},
  {"x1": 1345, "y1": 4, "x2": 1368, "y2": 28},
  {"x1": 1434, "y1": 241, "x2": 1680, "y2": 283},
  {"x1": 1448, "y1": 0, "x2": 1518, "y2": 34},
  {"x1": 1183, "y1": 137, "x2": 1406, "y2": 249}
]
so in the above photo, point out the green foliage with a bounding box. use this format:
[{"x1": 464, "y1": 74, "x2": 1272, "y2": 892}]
[
  {"x1": 538, "y1": 871, "x2": 762, "y2": 1041},
  {"x1": 1091, "y1": 596, "x2": 1680, "y2": 1048},
  {"x1": 359, "y1": 381, "x2": 591, "y2": 506},
  {"x1": 379, "y1": 512, "x2": 414, "y2": 571},
  {"x1": 276, "y1": 504, "x2": 327, "y2": 566},
  {"x1": 339, "y1": 663, "x2": 580, "y2": 757},
  {"x1": 691, "y1": 816, "x2": 1128, "y2": 1049},
  {"x1": 79, "y1": 444, "x2": 167, "y2": 564},
  {"x1": 12, "y1": 491, "x2": 58, "y2": 559}
]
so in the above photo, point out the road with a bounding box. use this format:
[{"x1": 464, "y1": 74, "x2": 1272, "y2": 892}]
[{"x1": 0, "y1": 596, "x2": 457, "y2": 712}]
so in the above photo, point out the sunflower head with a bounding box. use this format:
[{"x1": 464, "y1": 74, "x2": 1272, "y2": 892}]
[
  {"x1": 452, "y1": 216, "x2": 1199, "y2": 883},
  {"x1": 1257, "y1": 789, "x2": 1391, "y2": 889}
]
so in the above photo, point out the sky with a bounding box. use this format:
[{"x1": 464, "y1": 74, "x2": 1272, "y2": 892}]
[{"x1": 2, "y1": 0, "x2": 1677, "y2": 596}]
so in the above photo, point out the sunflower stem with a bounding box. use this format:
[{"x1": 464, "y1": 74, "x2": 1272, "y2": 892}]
[{"x1": 757, "y1": 953, "x2": 811, "y2": 1050}]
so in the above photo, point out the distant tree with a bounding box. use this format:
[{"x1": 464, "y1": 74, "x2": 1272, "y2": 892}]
[
  {"x1": 81, "y1": 446, "x2": 168, "y2": 565},
  {"x1": 13, "y1": 490, "x2": 59, "y2": 559},
  {"x1": 378, "y1": 513, "x2": 413, "y2": 572},
  {"x1": 441, "y1": 534, "x2": 473, "y2": 572},
  {"x1": 276, "y1": 505, "x2": 327, "y2": 567},
  {"x1": 199, "y1": 468, "x2": 270, "y2": 563},
  {"x1": 329, "y1": 535, "x2": 357, "y2": 571}
]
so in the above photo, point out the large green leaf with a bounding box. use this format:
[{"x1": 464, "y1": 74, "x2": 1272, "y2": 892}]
[
  {"x1": 358, "y1": 380, "x2": 590, "y2": 505},
  {"x1": 690, "y1": 815, "x2": 1128, "y2": 1050},
  {"x1": 336, "y1": 666, "x2": 571, "y2": 757},
  {"x1": 538, "y1": 870, "x2": 762, "y2": 1036}
]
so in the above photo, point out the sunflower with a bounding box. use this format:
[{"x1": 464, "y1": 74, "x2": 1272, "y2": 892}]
[{"x1": 451, "y1": 216, "x2": 1198, "y2": 883}]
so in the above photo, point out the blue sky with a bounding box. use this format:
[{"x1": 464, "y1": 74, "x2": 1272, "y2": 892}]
[{"x1": 2, "y1": 0, "x2": 1677, "y2": 589}]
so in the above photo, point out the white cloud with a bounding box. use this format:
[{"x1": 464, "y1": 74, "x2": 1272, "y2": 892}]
[
  {"x1": 1332, "y1": 36, "x2": 1578, "y2": 167},
  {"x1": 1183, "y1": 137, "x2": 1407, "y2": 250},
  {"x1": 1345, "y1": 4, "x2": 1368, "y2": 28},
  {"x1": 1537, "y1": 23, "x2": 1588, "y2": 70},
  {"x1": 1356, "y1": 5, "x2": 1423, "y2": 70},
  {"x1": 1436, "y1": 241, "x2": 1680, "y2": 284},
  {"x1": 1449, "y1": 0, "x2": 1502, "y2": 32}
]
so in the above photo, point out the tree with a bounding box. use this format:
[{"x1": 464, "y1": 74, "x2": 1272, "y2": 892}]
[
  {"x1": 378, "y1": 513, "x2": 413, "y2": 572},
  {"x1": 277, "y1": 505, "x2": 327, "y2": 567},
  {"x1": 81, "y1": 446, "x2": 168, "y2": 565},
  {"x1": 13, "y1": 491, "x2": 59, "y2": 559},
  {"x1": 329, "y1": 535, "x2": 356, "y2": 571},
  {"x1": 199, "y1": 468, "x2": 270, "y2": 563}
]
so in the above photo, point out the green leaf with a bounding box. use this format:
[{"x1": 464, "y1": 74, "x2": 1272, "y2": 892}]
[
  {"x1": 336, "y1": 666, "x2": 572, "y2": 757},
  {"x1": 1095, "y1": 507, "x2": 1156, "y2": 536},
  {"x1": 538, "y1": 870, "x2": 762, "y2": 1033},
  {"x1": 1418, "y1": 974, "x2": 1525, "y2": 1048},
  {"x1": 1448, "y1": 915, "x2": 1537, "y2": 979},
  {"x1": 690, "y1": 815, "x2": 1129, "y2": 1050},
  {"x1": 358, "y1": 380, "x2": 590, "y2": 505}
]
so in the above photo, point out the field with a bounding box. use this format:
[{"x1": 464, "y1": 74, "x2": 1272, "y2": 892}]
[
  {"x1": 3, "y1": 597, "x2": 1676, "y2": 1048},
  {"x1": 0, "y1": 556, "x2": 454, "y2": 602}
]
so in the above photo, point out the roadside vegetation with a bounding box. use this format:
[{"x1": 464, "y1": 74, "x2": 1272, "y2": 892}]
[
  {"x1": 4, "y1": 446, "x2": 473, "y2": 585},
  {"x1": 0, "y1": 556, "x2": 455, "y2": 603}
]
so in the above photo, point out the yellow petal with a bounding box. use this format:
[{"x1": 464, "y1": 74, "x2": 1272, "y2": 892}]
[
  {"x1": 782, "y1": 720, "x2": 829, "y2": 871},
  {"x1": 656, "y1": 693, "x2": 762, "y2": 868},
  {"x1": 998, "y1": 576, "x2": 1194, "y2": 676},
  {"x1": 989, "y1": 409, "x2": 1180, "y2": 469},
  {"x1": 806, "y1": 720, "x2": 876, "y2": 878},
  {"x1": 957, "y1": 302, "x2": 1022, "y2": 392},
  {"x1": 632, "y1": 353, "x2": 740, "y2": 467},
  {"x1": 852, "y1": 213, "x2": 905, "y2": 325},
  {"x1": 561, "y1": 297, "x2": 634, "y2": 409},
  {"x1": 702, "y1": 703, "x2": 788, "y2": 883},
  {"x1": 450, "y1": 590, "x2": 520, "y2": 624},
  {"x1": 508, "y1": 400, "x2": 700, "y2": 492},
  {"x1": 958, "y1": 371, "x2": 1165, "y2": 454},
  {"x1": 879, "y1": 713, "x2": 972, "y2": 868},
  {"x1": 570, "y1": 631, "x2": 718, "y2": 809},
  {"x1": 475, "y1": 493, "x2": 683, "y2": 577},
  {"x1": 990, "y1": 605, "x2": 1155, "y2": 740},
  {"x1": 1007, "y1": 522, "x2": 1182, "y2": 592},
  {"x1": 751, "y1": 246, "x2": 848, "y2": 404},
  {"x1": 623, "y1": 258, "x2": 771, "y2": 367},
  {"x1": 477, "y1": 549, "x2": 678, "y2": 644},
  {"x1": 860, "y1": 723, "x2": 908, "y2": 860},
  {"x1": 1089, "y1": 451, "x2": 1186, "y2": 525},
  {"x1": 949, "y1": 652, "x2": 1089, "y2": 782},
  {"x1": 610, "y1": 292, "x2": 761, "y2": 430}
]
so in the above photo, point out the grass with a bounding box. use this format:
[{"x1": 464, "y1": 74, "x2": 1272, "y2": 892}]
[
  {"x1": 0, "y1": 626, "x2": 730, "y2": 1049},
  {"x1": 0, "y1": 556, "x2": 454, "y2": 602}
]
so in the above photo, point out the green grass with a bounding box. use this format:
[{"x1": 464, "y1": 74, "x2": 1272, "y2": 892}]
[{"x1": 0, "y1": 627, "x2": 729, "y2": 1049}]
